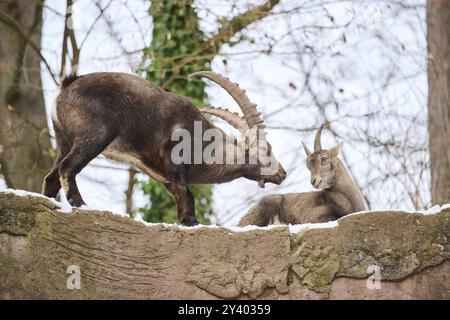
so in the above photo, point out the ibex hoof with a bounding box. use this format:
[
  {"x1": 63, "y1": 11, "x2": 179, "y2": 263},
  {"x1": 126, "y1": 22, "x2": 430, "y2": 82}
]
[
  {"x1": 181, "y1": 219, "x2": 199, "y2": 227},
  {"x1": 68, "y1": 197, "x2": 86, "y2": 208}
]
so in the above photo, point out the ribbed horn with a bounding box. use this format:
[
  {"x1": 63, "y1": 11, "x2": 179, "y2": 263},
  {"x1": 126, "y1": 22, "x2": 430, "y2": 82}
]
[
  {"x1": 314, "y1": 124, "x2": 325, "y2": 152},
  {"x1": 189, "y1": 71, "x2": 265, "y2": 131},
  {"x1": 201, "y1": 107, "x2": 249, "y2": 130}
]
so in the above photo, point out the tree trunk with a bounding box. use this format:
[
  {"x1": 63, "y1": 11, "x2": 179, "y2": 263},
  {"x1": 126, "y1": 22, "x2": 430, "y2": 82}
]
[
  {"x1": 427, "y1": 0, "x2": 450, "y2": 205},
  {"x1": 0, "y1": 0, "x2": 53, "y2": 192},
  {"x1": 0, "y1": 191, "x2": 449, "y2": 299}
]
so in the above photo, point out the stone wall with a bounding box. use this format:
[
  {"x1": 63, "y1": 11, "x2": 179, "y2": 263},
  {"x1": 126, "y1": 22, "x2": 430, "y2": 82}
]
[{"x1": 0, "y1": 191, "x2": 448, "y2": 299}]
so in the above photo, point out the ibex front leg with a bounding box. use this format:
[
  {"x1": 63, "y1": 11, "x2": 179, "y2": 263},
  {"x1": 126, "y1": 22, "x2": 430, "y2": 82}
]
[
  {"x1": 165, "y1": 182, "x2": 198, "y2": 226},
  {"x1": 163, "y1": 164, "x2": 198, "y2": 226}
]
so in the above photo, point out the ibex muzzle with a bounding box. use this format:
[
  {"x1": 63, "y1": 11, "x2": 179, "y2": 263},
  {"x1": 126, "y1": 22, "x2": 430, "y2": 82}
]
[{"x1": 43, "y1": 71, "x2": 286, "y2": 225}]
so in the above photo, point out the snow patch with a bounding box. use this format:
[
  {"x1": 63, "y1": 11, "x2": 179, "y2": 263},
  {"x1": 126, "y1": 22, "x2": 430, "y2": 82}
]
[
  {"x1": 418, "y1": 205, "x2": 441, "y2": 215},
  {"x1": 2, "y1": 189, "x2": 449, "y2": 234},
  {"x1": 227, "y1": 224, "x2": 285, "y2": 233},
  {"x1": 0, "y1": 188, "x2": 133, "y2": 215},
  {"x1": 133, "y1": 214, "x2": 222, "y2": 230},
  {"x1": 150, "y1": 220, "x2": 337, "y2": 234},
  {"x1": 340, "y1": 203, "x2": 450, "y2": 220},
  {"x1": 133, "y1": 212, "x2": 286, "y2": 232},
  {"x1": 1, "y1": 188, "x2": 72, "y2": 213},
  {"x1": 50, "y1": 200, "x2": 73, "y2": 213},
  {"x1": 2, "y1": 188, "x2": 47, "y2": 199},
  {"x1": 133, "y1": 212, "x2": 337, "y2": 234},
  {"x1": 288, "y1": 220, "x2": 339, "y2": 234}
]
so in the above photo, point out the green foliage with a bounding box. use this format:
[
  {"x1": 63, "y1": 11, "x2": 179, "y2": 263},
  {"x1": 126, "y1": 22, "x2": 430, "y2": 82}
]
[
  {"x1": 143, "y1": 0, "x2": 213, "y2": 107},
  {"x1": 138, "y1": 179, "x2": 214, "y2": 225},
  {"x1": 137, "y1": 0, "x2": 216, "y2": 224}
]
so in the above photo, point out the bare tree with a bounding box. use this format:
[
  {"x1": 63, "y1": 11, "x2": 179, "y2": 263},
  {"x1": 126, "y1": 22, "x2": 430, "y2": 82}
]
[
  {"x1": 0, "y1": 0, "x2": 53, "y2": 192},
  {"x1": 427, "y1": 0, "x2": 450, "y2": 205}
]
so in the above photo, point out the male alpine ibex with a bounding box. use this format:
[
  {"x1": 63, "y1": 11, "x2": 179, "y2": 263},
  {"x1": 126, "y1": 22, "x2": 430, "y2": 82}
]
[
  {"x1": 238, "y1": 125, "x2": 366, "y2": 226},
  {"x1": 43, "y1": 71, "x2": 286, "y2": 225}
]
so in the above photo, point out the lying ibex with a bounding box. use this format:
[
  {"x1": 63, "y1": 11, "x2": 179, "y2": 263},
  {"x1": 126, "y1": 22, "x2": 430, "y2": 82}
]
[
  {"x1": 43, "y1": 71, "x2": 286, "y2": 225},
  {"x1": 238, "y1": 126, "x2": 367, "y2": 226}
]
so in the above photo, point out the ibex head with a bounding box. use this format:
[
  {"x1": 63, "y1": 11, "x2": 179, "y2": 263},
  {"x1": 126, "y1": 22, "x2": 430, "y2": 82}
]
[
  {"x1": 302, "y1": 125, "x2": 343, "y2": 190},
  {"x1": 190, "y1": 71, "x2": 286, "y2": 188}
]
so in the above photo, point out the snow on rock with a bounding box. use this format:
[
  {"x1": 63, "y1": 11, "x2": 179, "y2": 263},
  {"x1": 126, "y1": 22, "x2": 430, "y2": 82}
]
[
  {"x1": 288, "y1": 220, "x2": 339, "y2": 234},
  {"x1": 0, "y1": 188, "x2": 128, "y2": 216},
  {"x1": 226, "y1": 224, "x2": 285, "y2": 233},
  {"x1": 134, "y1": 211, "x2": 335, "y2": 234},
  {"x1": 2, "y1": 188, "x2": 48, "y2": 199},
  {"x1": 132, "y1": 210, "x2": 286, "y2": 232},
  {"x1": 2, "y1": 188, "x2": 449, "y2": 234},
  {"x1": 419, "y1": 205, "x2": 442, "y2": 215},
  {"x1": 1, "y1": 188, "x2": 73, "y2": 213},
  {"x1": 50, "y1": 200, "x2": 73, "y2": 214},
  {"x1": 340, "y1": 203, "x2": 450, "y2": 220},
  {"x1": 133, "y1": 214, "x2": 284, "y2": 233}
]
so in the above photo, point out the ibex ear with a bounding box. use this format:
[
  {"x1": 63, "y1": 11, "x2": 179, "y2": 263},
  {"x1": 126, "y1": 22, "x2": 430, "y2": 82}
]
[
  {"x1": 301, "y1": 141, "x2": 312, "y2": 156},
  {"x1": 329, "y1": 141, "x2": 343, "y2": 156}
]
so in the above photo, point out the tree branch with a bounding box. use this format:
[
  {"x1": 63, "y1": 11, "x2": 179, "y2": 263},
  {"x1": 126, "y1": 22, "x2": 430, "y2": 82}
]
[
  {"x1": 207, "y1": 0, "x2": 280, "y2": 53},
  {"x1": 59, "y1": 0, "x2": 79, "y2": 78},
  {"x1": 160, "y1": 0, "x2": 279, "y2": 90}
]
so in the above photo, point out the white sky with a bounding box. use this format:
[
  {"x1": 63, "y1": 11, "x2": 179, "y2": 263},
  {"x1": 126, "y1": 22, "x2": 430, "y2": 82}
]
[{"x1": 40, "y1": 0, "x2": 428, "y2": 226}]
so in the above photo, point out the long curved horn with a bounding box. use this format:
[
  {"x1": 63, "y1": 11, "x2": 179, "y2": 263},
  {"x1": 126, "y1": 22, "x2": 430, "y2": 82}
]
[
  {"x1": 189, "y1": 71, "x2": 265, "y2": 130},
  {"x1": 201, "y1": 107, "x2": 248, "y2": 130},
  {"x1": 314, "y1": 124, "x2": 325, "y2": 152}
]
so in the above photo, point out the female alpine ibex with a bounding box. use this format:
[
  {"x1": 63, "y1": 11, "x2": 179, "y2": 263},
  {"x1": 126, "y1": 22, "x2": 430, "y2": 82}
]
[
  {"x1": 43, "y1": 71, "x2": 286, "y2": 225},
  {"x1": 238, "y1": 125, "x2": 367, "y2": 226}
]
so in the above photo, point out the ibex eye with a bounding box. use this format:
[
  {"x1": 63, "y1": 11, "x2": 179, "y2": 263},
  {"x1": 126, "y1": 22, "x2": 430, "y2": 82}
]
[{"x1": 321, "y1": 157, "x2": 327, "y2": 163}]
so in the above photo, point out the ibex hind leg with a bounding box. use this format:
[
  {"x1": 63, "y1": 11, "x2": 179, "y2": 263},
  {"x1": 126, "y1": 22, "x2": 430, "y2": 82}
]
[
  {"x1": 238, "y1": 195, "x2": 281, "y2": 227},
  {"x1": 183, "y1": 187, "x2": 198, "y2": 226},
  {"x1": 58, "y1": 128, "x2": 117, "y2": 207},
  {"x1": 42, "y1": 126, "x2": 72, "y2": 198}
]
